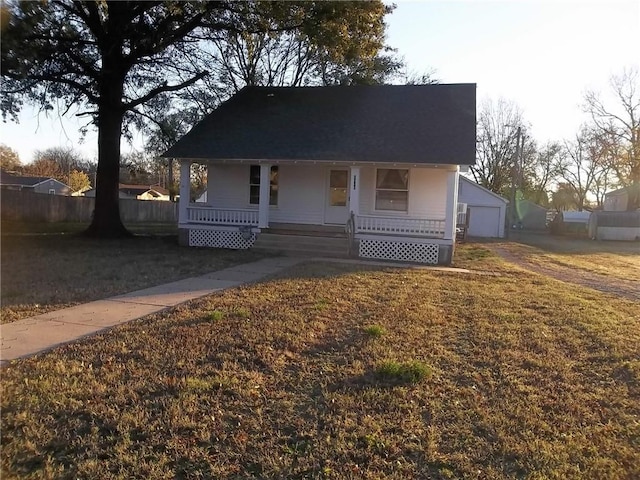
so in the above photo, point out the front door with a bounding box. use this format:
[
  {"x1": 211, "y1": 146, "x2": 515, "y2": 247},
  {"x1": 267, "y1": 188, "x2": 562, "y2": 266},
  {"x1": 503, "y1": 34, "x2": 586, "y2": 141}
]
[{"x1": 324, "y1": 168, "x2": 349, "y2": 224}]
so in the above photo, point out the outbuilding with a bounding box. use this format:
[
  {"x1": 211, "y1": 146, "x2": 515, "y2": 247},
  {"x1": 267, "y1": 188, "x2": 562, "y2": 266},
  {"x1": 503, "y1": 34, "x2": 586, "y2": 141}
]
[{"x1": 457, "y1": 176, "x2": 508, "y2": 238}]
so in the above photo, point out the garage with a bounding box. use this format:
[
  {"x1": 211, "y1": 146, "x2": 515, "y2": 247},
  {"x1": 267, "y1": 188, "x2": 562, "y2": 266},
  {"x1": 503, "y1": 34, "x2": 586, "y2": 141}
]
[
  {"x1": 458, "y1": 177, "x2": 508, "y2": 238},
  {"x1": 467, "y1": 206, "x2": 502, "y2": 237}
]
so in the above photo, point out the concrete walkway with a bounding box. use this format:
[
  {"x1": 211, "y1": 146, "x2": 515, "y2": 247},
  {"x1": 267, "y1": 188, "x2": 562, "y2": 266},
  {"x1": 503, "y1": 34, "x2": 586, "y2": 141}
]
[
  {"x1": 0, "y1": 256, "x2": 480, "y2": 365},
  {"x1": 0, "y1": 257, "x2": 303, "y2": 365}
]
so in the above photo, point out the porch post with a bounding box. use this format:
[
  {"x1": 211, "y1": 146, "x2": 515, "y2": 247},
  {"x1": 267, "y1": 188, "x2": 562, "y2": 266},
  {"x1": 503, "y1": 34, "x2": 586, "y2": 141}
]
[
  {"x1": 206, "y1": 163, "x2": 215, "y2": 205},
  {"x1": 178, "y1": 159, "x2": 191, "y2": 224},
  {"x1": 444, "y1": 167, "x2": 459, "y2": 240},
  {"x1": 349, "y1": 166, "x2": 360, "y2": 217},
  {"x1": 258, "y1": 163, "x2": 271, "y2": 228}
]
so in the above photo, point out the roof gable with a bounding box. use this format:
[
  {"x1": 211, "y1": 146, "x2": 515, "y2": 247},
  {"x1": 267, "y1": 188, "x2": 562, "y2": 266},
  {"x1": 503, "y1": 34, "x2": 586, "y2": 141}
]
[
  {"x1": 163, "y1": 84, "x2": 476, "y2": 165},
  {"x1": 459, "y1": 176, "x2": 509, "y2": 204},
  {"x1": 0, "y1": 170, "x2": 68, "y2": 188}
]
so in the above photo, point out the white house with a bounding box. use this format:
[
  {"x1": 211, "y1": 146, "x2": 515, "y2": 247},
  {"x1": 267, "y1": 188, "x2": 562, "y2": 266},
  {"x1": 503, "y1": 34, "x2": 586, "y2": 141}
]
[
  {"x1": 604, "y1": 185, "x2": 640, "y2": 212},
  {"x1": 84, "y1": 183, "x2": 170, "y2": 201},
  {"x1": 163, "y1": 84, "x2": 476, "y2": 265},
  {"x1": 458, "y1": 176, "x2": 508, "y2": 238}
]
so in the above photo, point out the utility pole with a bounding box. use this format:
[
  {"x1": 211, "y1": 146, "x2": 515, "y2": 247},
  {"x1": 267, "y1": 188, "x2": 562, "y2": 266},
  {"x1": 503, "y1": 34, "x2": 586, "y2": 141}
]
[{"x1": 509, "y1": 126, "x2": 522, "y2": 232}]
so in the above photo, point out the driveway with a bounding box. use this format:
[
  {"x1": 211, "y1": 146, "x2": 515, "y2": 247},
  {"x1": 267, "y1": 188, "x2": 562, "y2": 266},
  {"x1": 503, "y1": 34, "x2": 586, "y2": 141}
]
[{"x1": 485, "y1": 232, "x2": 639, "y2": 302}]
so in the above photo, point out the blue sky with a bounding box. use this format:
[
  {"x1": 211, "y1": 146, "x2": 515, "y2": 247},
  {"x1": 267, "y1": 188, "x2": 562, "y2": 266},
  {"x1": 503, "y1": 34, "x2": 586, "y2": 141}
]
[
  {"x1": 1, "y1": 0, "x2": 639, "y2": 163},
  {"x1": 387, "y1": 0, "x2": 639, "y2": 141}
]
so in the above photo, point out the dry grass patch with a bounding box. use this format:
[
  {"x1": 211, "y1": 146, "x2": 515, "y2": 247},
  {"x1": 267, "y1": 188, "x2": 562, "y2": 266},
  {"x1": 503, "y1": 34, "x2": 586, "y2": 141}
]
[
  {"x1": 2, "y1": 255, "x2": 639, "y2": 479},
  {"x1": 0, "y1": 233, "x2": 263, "y2": 323},
  {"x1": 496, "y1": 232, "x2": 640, "y2": 282}
]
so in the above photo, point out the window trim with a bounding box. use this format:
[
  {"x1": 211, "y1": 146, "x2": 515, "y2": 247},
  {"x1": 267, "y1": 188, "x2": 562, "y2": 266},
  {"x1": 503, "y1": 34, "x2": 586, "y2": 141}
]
[
  {"x1": 249, "y1": 165, "x2": 278, "y2": 207},
  {"x1": 374, "y1": 168, "x2": 409, "y2": 213}
]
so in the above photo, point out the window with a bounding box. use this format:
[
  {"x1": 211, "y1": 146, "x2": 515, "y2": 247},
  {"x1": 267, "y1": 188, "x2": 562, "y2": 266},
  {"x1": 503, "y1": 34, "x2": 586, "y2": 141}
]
[
  {"x1": 48, "y1": 189, "x2": 56, "y2": 195},
  {"x1": 329, "y1": 170, "x2": 348, "y2": 207},
  {"x1": 375, "y1": 169, "x2": 408, "y2": 211},
  {"x1": 249, "y1": 165, "x2": 278, "y2": 206}
]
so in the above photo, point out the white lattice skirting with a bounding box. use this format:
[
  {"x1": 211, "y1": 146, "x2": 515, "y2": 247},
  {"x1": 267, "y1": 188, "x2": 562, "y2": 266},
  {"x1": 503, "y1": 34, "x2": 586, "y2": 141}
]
[
  {"x1": 189, "y1": 229, "x2": 256, "y2": 249},
  {"x1": 359, "y1": 239, "x2": 439, "y2": 264}
]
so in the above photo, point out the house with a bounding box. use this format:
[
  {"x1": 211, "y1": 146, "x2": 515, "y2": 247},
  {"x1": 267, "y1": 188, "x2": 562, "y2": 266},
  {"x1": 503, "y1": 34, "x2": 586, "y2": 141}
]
[
  {"x1": 458, "y1": 176, "x2": 508, "y2": 238},
  {"x1": 0, "y1": 170, "x2": 70, "y2": 195},
  {"x1": 604, "y1": 185, "x2": 640, "y2": 211},
  {"x1": 163, "y1": 84, "x2": 476, "y2": 265},
  {"x1": 83, "y1": 183, "x2": 170, "y2": 201}
]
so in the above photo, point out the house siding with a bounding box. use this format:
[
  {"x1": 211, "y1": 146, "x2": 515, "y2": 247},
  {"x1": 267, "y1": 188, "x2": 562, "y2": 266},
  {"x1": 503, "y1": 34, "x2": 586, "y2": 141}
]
[
  {"x1": 206, "y1": 164, "x2": 326, "y2": 225},
  {"x1": 33, "y1": 179, "x2": 70, "y2": 195},
  {"x1": 359, "y1": 166, "x2": 447, "y2": 218},
  {"x1": 206, "y1": 164, "x2": 252, "y2": 208},
  {"x1": 271, "y1": 165, "x2": 325, "y2": 224},
  {"x1": 205, "y1": 163, "x2": 450, "y2": 226}
]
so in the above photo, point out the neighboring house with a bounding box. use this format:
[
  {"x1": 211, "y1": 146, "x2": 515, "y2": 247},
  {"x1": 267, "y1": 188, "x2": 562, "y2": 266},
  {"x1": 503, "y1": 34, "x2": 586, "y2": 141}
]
[
  {"x1": 0, "y1": 170, "x2": 70, "y2": 195},
  {"x1": 84, "y1": 183, "x2": 170, "y2": 201},
  {"x1": 604, "y1": 185, "x2": 640, "y2": 211},
  {"x1": 163, "y1": 84, "x2": 476, "y2": 265},
  {"x1": 458, "y1": 176, "x2": 508, "y2": 238}
]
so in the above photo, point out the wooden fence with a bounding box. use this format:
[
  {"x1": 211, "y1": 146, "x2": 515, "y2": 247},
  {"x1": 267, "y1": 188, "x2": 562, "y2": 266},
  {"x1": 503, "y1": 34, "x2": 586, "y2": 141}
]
[{"x1": 1, "y1": 190, "x2": 177, "y2": 223}]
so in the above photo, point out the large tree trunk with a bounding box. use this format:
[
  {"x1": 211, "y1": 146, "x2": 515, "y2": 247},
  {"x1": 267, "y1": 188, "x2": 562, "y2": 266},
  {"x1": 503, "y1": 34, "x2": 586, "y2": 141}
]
[
  {"x1": 85, "y1": 52, "x2": 131, "y2": 237},
  {"x1": 85, "y1": 107, "x2": 130, "y2": 237}
]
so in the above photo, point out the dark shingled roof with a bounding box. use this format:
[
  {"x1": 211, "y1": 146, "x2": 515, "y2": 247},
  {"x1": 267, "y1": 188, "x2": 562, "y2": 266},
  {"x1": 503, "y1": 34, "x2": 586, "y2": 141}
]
[
  {"x1": 163, "y1": 84, "x2": 476, "y2": 165},
  {"x1": 0, "y1": 170, "x2": 58, "y2": 186}
]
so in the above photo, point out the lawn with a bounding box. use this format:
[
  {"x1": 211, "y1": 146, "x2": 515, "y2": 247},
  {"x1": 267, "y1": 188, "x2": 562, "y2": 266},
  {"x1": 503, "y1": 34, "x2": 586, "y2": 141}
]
[
  {"x1": 0, "y1": 223, "x2": 264, "y2": 323},
  {"x1": 488, "y1": 232, "x2": 640, "y2": 282},
  {"x1": 2, "y1": 246, "x2": 639, "y2": 479}
]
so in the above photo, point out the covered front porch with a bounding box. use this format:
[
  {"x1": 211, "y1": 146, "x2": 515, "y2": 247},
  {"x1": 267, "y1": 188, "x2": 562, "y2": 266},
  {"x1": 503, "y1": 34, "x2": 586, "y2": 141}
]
[{"x1": 177, "y1": 160, "x2": 460, "y2": 264}]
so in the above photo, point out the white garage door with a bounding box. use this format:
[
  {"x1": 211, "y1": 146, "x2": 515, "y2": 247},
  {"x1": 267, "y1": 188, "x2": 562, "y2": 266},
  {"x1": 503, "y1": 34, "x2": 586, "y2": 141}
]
[{"x1": 468, "y1": 206, "x2": 501, "y2": 238}]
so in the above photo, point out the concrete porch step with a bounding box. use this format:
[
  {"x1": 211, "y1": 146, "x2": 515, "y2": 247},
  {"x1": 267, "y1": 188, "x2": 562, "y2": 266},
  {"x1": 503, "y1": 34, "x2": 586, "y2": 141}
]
[{"x1": 253, "y1": 233, "x2": 351, "y2": 258}]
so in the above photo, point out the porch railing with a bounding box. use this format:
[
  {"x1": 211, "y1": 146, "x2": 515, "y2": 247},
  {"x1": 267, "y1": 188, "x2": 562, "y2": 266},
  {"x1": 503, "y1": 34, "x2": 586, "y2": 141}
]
[
  {"x1": 355, "y1": 214, "x2": 445, "y2": 238},
  {"x1": 186, "y1": 206, "x2": 258, "y2": 225}
]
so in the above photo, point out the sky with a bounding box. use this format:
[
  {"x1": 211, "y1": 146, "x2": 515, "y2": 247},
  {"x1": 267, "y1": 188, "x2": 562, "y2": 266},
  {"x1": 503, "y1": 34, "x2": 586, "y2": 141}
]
[{"x1": 1, "y1": 0, "x2": 638, "y2": 164}]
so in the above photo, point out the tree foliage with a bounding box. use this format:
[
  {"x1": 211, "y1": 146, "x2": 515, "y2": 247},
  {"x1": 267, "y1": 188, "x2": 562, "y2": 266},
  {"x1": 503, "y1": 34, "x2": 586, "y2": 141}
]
[
  {"x1": 0, "y1": 143, "x2": 21, "y2": 171},
  {"x1": 69, "y1": 169, "x2": 91, "y2": 193},
  {"x1": 1, "y1": 0, "x2": 395, "y2": 236},
  {"x1": 33, "y1": 146, "x2": 89, "y2": 175}
]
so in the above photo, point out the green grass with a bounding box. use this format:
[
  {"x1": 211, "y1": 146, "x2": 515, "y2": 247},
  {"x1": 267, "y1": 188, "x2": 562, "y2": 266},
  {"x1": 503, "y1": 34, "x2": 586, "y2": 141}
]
[
  {"x1": 375, "y1": 360, "x2": 432, "y2": 384},
  {"x1": 364, "y1": 324, "x2": 386, "y2": 338},
  {"x1": 2, "y1": 250, "x2": 639, "y2": 479},
  {"x1": 208, "y1": 310, "x2": 225, "y2": 321}
]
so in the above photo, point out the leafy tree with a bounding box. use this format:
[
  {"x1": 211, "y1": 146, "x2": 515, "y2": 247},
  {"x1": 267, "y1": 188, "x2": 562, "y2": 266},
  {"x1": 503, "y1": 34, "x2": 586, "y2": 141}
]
[
  {"x1": 551, "y1": 182, "x2": 580, "y2": 211},
  {"x1": 22, "y1": 157, "x2": 65, "y2": 182},
  {"x1": 0, "y1": 143, "x2": 21, "y2": 171},
  {"x1": 584, "y1": 67, "x2": 640, "y2": 210},
  {"x1": 136, "y1": 1, "x2": 398, "y2": 190},
  {"x1": 2, "y1": 1, "x2": 394, "y2": 237},
  {"x1": 69, "y1": 169, "x2": 91, "y2": 193},
  {"x1": 32, "y1": 146, "x2": 87, "y2": 180}
]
